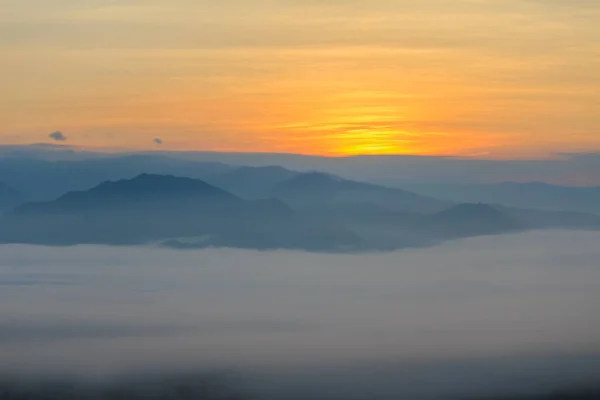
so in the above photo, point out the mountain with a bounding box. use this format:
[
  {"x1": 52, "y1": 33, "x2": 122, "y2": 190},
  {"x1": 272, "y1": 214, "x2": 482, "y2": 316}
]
[
  {"x1": 273, "y1": 172, "x2": 452, "y2": 213},
  {"x1": 0, "y1": 182, "x2": 24, "y2": 214},
  {"x1": 403, "y1": 182, "x2": 600, "y2": 214},
  {"x1": 16, "y1": 173, "x2": 241, "y2": 212},
  {"x1": 0, "y1": 155, "x2": 233, "y2": 202},
  {"x1": 497, "y1": 205, "x2": 600, "y2": 230},
  {"x1": 0, "y1": 174, "x2": 360, "y2": 251},
  {"x1": 1, "y1": 173, "x2": 599, "y2": 252},
  {"x1": 205, "y1": 165, "x2": 299, "y2": 199},
  {"x1": 419, "y1": 203, "x2": 523, "y2": 238},
  {"x1": 418, "y1": 203, "x2": 600, "y2": 239},
  {"x1": 0, "y1": 174, "x2": 242, "y2": 245}
]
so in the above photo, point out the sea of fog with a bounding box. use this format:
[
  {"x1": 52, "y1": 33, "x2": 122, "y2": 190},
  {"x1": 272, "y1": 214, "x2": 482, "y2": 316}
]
[{"x1": 1, "y1": 230, "x2": 600, "y2": 399}]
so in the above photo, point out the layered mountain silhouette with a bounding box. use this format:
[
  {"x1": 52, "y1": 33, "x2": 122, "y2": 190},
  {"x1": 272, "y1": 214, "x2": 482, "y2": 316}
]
[
  {"x1": 208, "y1": 168, "x2": 451, "y2": 214},
  {"x1": 405, "y1": 182, "x2": 600, "y2": 214},
  {"x1": 0, "y1": 155, "x2": 232, "y2": 203},
  {"x1": 273, "y1": 172, "x2": 451, "y2": 213},
  {"x1": 3, "y1": 151, "x2": 599, "y2": 215},
  {"x1": 0, "y1": 174, "x2": 360, "y2": 250},
  {"x1": 0, "y1": 173, "x2": 598, "y2": 252},
  {"x1": 205, "y1": 165, "x2": 299, "y2": 199},
  {"x1": 418, "y1": 203, "x2": 523, "y2": 238}
]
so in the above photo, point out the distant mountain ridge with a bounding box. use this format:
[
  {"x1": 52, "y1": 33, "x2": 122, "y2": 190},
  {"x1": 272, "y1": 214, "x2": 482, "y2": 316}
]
[
  {"x1": 1, "y1": 173, "x2": 598, "y2": 252},
  {"x1": 2, "y1": 151, "x2": 600, "y2": 215},
  {"x1": 0, "y1": 174, "x2": 360, "y2": 251},
  {"x1": 419, "y1": 203, "x2": 523, "y2": 238},
  {"x1": 205, "y1": 165, "x2": 299, "y2": 199},
  {"x1": 404, "y1": 182, "x2": 600, "y2": 214},
  {"x1": 17, "y1": 173, "x2": 240, "y2": 214},
  {"x1": 0, "y1": 155, "x2": 233, "y2": 203},
  {"x1": 273, "y1": 172, "x2": 451, "y2": 213}
]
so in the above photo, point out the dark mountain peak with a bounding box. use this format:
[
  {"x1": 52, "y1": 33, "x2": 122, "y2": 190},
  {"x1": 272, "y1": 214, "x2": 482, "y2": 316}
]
[
  {"x1": 1, "y1": 174, "x2": 302, "y2": 247},
  {"x1": 88, "y1": 174, "x2": 237, "y2": 199},
  {"x1": 14, "y1": 174, "x2": 241, "y2": 216}
]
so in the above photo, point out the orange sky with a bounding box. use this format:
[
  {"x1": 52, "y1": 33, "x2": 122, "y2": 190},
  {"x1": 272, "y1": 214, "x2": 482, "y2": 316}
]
[{"x1": 1, "y1": 0, "x2": 599, "y2": 157}]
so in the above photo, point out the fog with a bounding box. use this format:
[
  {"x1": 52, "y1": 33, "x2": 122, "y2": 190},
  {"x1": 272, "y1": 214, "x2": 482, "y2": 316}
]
[{"x1": 1, "y1": 231, "x2": 600, "y2": 399}]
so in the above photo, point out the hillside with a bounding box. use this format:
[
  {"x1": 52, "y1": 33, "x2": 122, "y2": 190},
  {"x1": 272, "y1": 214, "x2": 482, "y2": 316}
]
[
  {"x1": 0, "y1": 174, "x2": 359, "y2": 251},
  {"x1": 404, "y1": 182, "x2": 600, "y2": 214},
  {"x1": 274, "y1": 172, "x2": 452, "y2": 213},
  {"x1": 205, "y1": 165, "x2": 299, "y2": 199},
  {"x1": 0, "y1": 182, "x2": 24, "y2": 214},
  {"x1": 419, "y1": 203, "x2": 523, "y2": 238}
]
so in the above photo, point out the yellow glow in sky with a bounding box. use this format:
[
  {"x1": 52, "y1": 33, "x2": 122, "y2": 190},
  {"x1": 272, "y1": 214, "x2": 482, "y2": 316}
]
[{"x1": 1, "y1": 0, "x2": 599, "y2": 157}]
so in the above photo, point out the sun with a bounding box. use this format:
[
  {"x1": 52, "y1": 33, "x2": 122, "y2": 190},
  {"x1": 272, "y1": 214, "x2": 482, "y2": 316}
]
[{"x1": 332, "y1": 127, "x2": 414, "y2": 155}]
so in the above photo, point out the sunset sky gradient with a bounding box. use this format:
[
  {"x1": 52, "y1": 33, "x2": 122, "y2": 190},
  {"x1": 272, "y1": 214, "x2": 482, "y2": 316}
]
[{"x1": 2, "y1": 0, "x2": 599, "y2": 157}]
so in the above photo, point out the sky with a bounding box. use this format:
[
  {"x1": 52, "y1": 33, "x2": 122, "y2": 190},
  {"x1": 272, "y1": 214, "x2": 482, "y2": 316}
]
[{"x1": 1, "y1": 0, "x2": 599, "y2": 157}]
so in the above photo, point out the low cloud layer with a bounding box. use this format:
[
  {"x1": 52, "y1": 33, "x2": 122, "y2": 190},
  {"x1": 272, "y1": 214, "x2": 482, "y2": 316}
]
[{"x1": 1, "y1": 231, "x2": 599, "y2": 398}]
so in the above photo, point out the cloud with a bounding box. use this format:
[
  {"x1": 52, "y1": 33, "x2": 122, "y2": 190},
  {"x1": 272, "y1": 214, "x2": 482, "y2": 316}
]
[
  {"x1": 154, "y1": 138, "x2": 164, "y2": 145},
  {"x1": 49, "y1": 131, "x2": 67, "y2": 142},
  {"x1": 1, "y1": 233, "x2": 600, "y2": 397}
]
